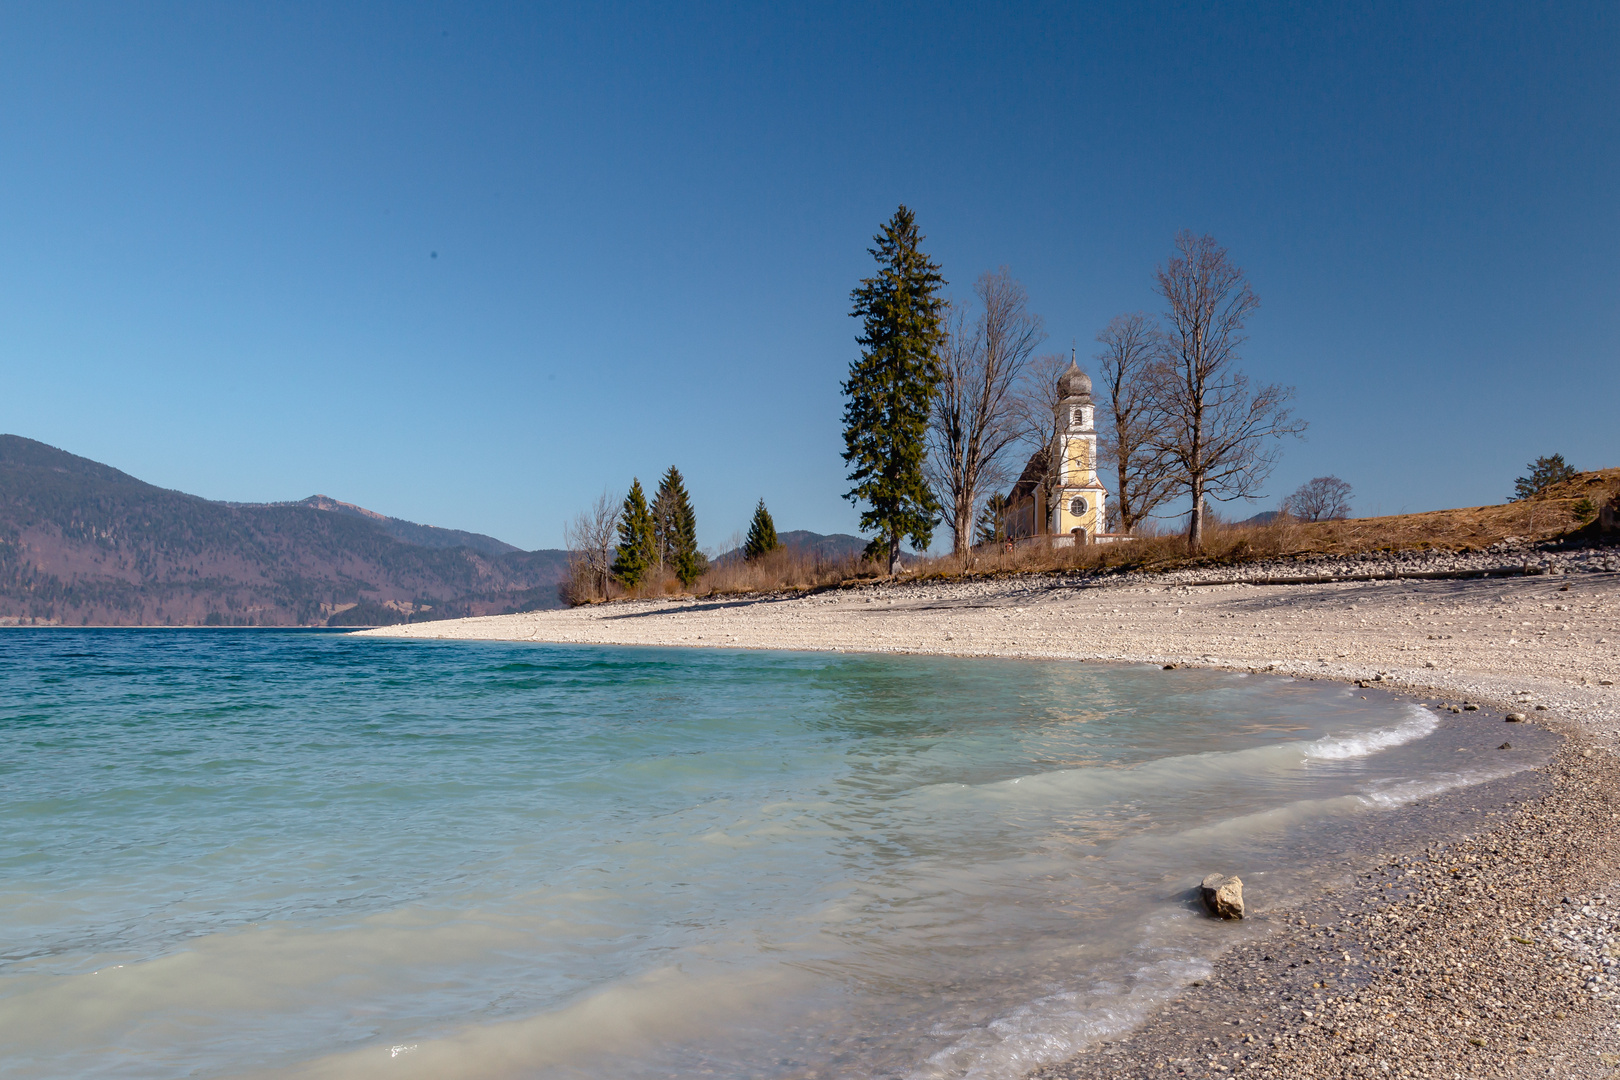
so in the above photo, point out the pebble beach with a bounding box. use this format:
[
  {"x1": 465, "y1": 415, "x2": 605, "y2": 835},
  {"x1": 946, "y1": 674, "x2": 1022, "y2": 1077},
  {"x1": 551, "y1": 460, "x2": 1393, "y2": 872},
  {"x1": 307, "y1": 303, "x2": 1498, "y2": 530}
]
[{"x1": 361, "y1": 545, "x2": 1620, "y2": 1077}]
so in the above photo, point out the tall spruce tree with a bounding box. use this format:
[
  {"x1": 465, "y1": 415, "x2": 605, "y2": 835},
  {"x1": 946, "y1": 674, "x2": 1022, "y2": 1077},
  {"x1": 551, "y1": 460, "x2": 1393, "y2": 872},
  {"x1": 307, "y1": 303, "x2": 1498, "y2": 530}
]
[
  {"x1": 842, "y1": 206, "x2": 947, "y2": 574},
  {"x1": 611, "y1": 478, "x2": 657, "y2": 588},
  {"x1": 743, "y1": 498, "x2": 779, "y2": 562},
  {"x1": 655, "y1": 466, "x2": 708, "y2": 587},
  {"x1": 651, "y1": 469, "x2": 678, "y2": 571}
]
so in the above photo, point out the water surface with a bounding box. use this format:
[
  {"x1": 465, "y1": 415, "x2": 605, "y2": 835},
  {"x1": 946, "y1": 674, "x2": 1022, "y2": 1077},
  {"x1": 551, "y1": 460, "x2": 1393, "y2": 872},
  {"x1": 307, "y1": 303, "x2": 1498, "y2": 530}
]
[{"x1": 0, "y1": 631, "x2": 1534, "y2": 1078}]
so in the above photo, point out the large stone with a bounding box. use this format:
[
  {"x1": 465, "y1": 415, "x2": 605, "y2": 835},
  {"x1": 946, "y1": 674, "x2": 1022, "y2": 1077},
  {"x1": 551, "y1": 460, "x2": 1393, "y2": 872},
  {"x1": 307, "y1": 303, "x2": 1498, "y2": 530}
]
[{"x1": 1201, "y1": 873, "x2": 1245, "y2": 920}]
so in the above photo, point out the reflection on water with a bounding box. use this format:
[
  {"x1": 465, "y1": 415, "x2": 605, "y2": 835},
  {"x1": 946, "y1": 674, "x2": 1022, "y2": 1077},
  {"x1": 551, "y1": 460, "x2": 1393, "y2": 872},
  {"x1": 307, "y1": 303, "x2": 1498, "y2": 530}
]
[{"x1": 0, "y1": 631, "x2": 1548, "y2": 1079}]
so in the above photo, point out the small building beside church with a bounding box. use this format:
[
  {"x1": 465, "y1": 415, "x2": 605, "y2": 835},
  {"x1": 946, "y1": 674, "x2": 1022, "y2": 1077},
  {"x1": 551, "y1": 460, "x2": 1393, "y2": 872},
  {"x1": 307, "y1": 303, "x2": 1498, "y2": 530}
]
[{"x1": 999, "y1": 360, "x2": 1113, "y2": 545}]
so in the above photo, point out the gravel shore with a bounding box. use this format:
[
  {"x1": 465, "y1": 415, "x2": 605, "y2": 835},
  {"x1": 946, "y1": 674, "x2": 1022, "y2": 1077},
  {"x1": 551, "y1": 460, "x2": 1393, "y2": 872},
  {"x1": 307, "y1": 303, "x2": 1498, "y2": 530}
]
[{"x1": 358, "y1": 546, "x2": 1620, "y2": 1077}]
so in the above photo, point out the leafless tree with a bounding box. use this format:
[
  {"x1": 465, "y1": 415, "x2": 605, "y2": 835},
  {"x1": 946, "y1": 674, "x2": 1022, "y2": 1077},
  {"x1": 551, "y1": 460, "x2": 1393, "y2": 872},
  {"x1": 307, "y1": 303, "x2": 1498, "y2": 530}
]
[
  {"x1": 1095, "y1": 312, "x2": 1175, "y2": 534},
  {"x1": 1146, "y1": 232, "x2": 1306, "y2": 549},
  {"x1": 562, "y1": 490, "x2": 621, "y2": 603},
  {"x1": 1006, "y1": 349, "x2": 1071, "y2": 523},
  {"x1": 928, "y1": 268, "x2": 1045, "y2": 554},
  {"x1": 1282, "y1": 475, "x2": 1353, "y2": 521}
]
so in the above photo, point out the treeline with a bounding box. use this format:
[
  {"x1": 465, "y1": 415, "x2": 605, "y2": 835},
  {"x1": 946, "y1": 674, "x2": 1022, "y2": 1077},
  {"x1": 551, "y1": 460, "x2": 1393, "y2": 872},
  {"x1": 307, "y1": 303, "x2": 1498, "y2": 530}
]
[
  {"x1": 563, "y1": 467, "x2": 705, "y2": 603},
  {"x1": 842, "y1": 208, "x2": 1308, "y2": 565},
  {"x1": 561, "y1": 476, "x2": 875, "y2": 604}
]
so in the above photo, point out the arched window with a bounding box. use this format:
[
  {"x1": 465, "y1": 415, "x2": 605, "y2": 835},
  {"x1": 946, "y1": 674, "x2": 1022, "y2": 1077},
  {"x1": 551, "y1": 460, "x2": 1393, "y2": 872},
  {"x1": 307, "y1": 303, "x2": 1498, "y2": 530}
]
[{"x1": 1070, "y1": 497, "x2": 1088, "y2": 516}]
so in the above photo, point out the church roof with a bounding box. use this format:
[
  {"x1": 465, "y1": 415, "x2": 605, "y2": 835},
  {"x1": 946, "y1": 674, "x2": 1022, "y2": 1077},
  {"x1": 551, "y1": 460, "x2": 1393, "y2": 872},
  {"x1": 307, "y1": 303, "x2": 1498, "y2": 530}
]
[{"x1": 1058, "y1": 361, "x2": 1092, "y2": 400}]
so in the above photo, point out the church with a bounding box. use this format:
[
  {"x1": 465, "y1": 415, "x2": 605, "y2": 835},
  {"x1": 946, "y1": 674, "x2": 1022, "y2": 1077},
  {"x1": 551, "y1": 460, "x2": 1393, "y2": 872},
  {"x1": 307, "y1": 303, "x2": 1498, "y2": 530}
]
[{"x1": 998, "y1": 360, "x2": 1113, "y2": 545}]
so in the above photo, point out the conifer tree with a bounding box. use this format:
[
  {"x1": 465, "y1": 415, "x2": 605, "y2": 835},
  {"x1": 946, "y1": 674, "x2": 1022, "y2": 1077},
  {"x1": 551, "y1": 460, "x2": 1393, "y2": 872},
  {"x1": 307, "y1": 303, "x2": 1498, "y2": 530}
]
[
  {"x1": 743, "y1": 498, "x2": 779, "y2": 562},
  {"x1": 655, "y1": 466, "x2": 708, "y2": 587},
  {"x1": 975, "y1": 493, "x2": 1009, "y2": 546},
  {"x1": 651, "y1": 469, "x2": 678, "y2": 571},
  {"x1": 611, "y1": 478, "x2": 657, "y2": 588},
  {"x1": 842, "y1": 206, "x2": 947, "y2": 574}
]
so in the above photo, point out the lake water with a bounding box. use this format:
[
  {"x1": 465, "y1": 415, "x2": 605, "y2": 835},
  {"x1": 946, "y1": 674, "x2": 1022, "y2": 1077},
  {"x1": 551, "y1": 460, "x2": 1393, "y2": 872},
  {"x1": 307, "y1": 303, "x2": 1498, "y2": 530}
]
[{"x1": 0, "y1": 631, "x2": 1536, "y2": 1079}]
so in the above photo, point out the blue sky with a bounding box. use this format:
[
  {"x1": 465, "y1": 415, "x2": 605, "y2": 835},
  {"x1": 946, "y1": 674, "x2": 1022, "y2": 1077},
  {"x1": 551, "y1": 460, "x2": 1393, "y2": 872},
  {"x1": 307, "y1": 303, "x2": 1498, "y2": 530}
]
[{"x1": 1, "y1": 2, "x2": 1614, "y2": 551}]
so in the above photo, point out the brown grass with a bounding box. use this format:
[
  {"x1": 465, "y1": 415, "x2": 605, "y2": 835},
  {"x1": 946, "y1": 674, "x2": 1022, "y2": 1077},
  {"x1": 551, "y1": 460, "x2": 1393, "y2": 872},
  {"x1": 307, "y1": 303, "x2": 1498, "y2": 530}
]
[
  {"x1": 570, "y1": 469, "x2": 1619, "y2": 605},
  {"x1": 695, "y1": 546, "x2": 886, "y2": 597}
]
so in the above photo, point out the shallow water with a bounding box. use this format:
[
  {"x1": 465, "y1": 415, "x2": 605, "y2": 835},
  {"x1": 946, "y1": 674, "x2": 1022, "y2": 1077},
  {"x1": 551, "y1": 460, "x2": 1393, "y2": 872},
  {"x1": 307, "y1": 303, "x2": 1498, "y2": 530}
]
[{"x1": 0, "y1": 631, "x2": 1538, "y2": 1079}]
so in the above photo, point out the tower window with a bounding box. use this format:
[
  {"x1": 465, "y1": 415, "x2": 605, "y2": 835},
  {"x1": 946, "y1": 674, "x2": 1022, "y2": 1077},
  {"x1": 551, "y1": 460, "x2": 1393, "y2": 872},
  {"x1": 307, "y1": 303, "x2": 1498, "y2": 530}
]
[{"x1": 1070, "y1": 497, "x2": 1088, "y2": 516}]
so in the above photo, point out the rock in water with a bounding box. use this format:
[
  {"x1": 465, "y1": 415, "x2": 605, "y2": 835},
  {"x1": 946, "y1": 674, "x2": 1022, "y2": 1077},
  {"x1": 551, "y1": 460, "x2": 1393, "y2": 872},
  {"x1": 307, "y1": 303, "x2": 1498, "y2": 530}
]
[{"x1": 1201, "y1": 873, "x2": 1245, "y2": 919}]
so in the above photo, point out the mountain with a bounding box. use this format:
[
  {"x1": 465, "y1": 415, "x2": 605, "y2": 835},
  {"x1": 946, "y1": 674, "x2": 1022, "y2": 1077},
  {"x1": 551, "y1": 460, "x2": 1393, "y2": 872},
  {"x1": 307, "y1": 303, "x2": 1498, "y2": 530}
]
[
  {"x1": 712, "y1": 529, "x2": 870, "y2": 566},
  {"x1": 278, "y1": 495, "x2": 521, "y2": 558},
  {"x1": 0, "y1": 435, "x2": 570, "y2": 626}
]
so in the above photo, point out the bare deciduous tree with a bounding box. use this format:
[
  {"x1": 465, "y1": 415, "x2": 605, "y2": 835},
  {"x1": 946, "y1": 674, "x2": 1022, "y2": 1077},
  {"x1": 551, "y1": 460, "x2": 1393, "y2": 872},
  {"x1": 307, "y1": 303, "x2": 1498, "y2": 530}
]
[
  {"x1": 1095, "y1": 312, "x2": 1175, "y2": 534},
  {"x1": 1007, "y1": 349, "x2": 1070, "y2": 524},
  {"x1": 1282, "y1": 475, "x2": 1353, "y2": 521},
  {"x1": 928, "y1": 267, "x2": 1044, "y2": 554},
  {"x1": 1147, "y1": 232, "x2": 1306, "y2": 549},
  {"x1": 562, "y1": 490, "x2": 621, "y2": 603}
]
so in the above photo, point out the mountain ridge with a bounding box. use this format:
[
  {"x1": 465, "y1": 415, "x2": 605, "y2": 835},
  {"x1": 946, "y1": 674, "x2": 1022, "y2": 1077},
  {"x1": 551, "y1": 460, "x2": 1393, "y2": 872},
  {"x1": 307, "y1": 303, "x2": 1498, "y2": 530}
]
[{"x1": 0, "y1": 435, "x2": 568, "y2": 626}]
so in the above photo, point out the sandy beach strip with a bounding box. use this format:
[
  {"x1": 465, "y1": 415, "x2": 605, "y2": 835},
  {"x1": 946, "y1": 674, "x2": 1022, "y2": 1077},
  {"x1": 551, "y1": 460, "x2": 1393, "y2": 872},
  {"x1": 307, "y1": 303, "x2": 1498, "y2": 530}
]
[{"x1": 358, "y1": 556, "x2": 1620, "y2": 1077}]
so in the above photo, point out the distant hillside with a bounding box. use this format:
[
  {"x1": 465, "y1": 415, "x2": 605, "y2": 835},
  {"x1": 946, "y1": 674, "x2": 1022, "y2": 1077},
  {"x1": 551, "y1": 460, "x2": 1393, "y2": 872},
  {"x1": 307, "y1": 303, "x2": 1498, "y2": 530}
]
[
  {"x1": 713, "y1": 529, "x2": 870, "y2": 566},
  {"x1": 0, "y1": 435, "x2": 570, "y2": 626},
  {"x1": 280, "y1": 495, "x2": 520, "y2": 558}
]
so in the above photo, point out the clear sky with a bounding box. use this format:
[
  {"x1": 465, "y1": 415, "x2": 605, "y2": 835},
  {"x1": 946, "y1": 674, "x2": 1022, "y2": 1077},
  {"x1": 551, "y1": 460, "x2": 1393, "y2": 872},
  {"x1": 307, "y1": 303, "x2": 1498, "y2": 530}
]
[{"x1": 2, "y1": 2, "x2": 1614, "y2": 551}]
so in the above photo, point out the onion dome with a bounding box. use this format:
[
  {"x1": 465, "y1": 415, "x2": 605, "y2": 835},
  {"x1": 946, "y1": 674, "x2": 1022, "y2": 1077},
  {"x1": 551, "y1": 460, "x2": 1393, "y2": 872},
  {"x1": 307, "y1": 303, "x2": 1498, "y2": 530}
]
[{"x1": 1057, "y1": 361, "x2": 1092, "y2": 401}]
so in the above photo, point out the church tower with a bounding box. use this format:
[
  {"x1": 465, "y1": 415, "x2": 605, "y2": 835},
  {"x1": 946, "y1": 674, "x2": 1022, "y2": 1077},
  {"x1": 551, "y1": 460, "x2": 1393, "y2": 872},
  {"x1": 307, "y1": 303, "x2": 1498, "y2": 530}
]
[{"x1": 1051, "y1": 360, "x2": 1108, "y2": 541}]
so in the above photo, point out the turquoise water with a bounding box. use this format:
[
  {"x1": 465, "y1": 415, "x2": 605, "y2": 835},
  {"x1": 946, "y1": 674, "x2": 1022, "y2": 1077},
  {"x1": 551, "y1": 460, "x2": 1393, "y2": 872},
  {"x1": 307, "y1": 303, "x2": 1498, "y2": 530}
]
[{"x1": 0, "y1": 631, "x2": 1530, "y2": 1079}]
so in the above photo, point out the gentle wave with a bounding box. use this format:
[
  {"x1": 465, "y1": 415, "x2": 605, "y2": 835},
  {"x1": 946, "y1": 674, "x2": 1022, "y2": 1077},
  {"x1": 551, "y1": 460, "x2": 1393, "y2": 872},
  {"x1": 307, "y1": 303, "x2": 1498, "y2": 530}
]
[
  {"x1": 1304, "y1": 705, "x2": 1438, "y2": 761},
  {"x1": 908, "y1": 955, "x2": 1213, "y2": 1080}
]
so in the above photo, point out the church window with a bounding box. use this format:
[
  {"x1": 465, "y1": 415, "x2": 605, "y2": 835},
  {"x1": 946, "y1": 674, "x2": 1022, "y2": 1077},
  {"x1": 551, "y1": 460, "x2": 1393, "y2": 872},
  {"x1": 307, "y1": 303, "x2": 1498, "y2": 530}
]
[{"x1": 1070, "y1": 497, "x2": 1088, "y2": 516}]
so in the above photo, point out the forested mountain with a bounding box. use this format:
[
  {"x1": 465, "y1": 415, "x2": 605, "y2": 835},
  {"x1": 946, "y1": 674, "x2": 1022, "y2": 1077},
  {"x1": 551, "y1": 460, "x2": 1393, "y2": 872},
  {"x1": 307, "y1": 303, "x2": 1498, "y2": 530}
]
[{"x1": 0, "y1": 436, "x2": 569, "y2": 626}]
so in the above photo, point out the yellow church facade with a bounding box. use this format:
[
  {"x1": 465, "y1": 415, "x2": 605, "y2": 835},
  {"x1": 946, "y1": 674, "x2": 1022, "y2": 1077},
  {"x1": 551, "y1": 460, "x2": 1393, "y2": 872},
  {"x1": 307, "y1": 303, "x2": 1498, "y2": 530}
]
[{"x1": 999, "y1": 361, "x2": 1112, "y2": 545}]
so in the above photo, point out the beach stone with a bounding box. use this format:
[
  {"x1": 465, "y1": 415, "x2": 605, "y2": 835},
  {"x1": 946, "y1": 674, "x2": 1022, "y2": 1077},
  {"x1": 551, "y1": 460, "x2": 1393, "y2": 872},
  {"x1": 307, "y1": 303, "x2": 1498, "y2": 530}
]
[
  {"x1": 1506, "y1": 712, "x2": 1526, "y2": 722},
  {"x1": 1499, "y1": 742, "x2": 1513, "y2": 750},
  {"x1": 1463, "y1": 703, "x2": 1480, "y2": 711},
  {"x1": 1201, "y1": 873, "x2": 1245, "y2": 920}
]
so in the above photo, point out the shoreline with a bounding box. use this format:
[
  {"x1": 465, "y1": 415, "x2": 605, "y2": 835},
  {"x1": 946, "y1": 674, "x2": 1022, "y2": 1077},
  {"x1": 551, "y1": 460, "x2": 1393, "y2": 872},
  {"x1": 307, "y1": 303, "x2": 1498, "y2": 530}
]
[{"x1": 358, "y1": 564, "x2": 1619, "y2": 1077}]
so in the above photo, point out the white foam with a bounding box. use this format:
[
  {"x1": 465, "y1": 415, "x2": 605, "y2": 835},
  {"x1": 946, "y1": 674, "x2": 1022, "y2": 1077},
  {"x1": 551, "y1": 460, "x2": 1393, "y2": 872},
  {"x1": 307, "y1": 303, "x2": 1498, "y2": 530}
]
[
  {"x1": 905, "y1": 957, "x2": 1212, "y2": 1080},
  {"x1": 1304, "y1": 706, "x2": 1437, "y2": 761},
  {"x1": 1360, "y1": 761, "x2": 1535, "y2": 807}
]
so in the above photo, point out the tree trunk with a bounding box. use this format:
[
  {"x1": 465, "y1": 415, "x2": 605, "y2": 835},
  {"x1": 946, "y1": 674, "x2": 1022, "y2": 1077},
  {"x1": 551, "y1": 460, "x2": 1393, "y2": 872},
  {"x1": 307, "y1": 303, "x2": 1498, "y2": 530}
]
[
  {"x1": 888, "y1": 530, "x2": 900, "y2": 576},
  {"x1": 955, "y1": 502, "x2": 971, "y2": 556},
  {"x1": 1188, "y1": 473, "x2": 1206, "y2": 550}
]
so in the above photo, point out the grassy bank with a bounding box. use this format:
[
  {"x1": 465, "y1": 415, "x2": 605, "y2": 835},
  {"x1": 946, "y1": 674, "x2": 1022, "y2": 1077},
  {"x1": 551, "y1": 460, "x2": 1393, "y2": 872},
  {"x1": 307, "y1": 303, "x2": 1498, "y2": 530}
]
[{"x1": 581, "y1": 468, "x2": 1619, "y2": 604}]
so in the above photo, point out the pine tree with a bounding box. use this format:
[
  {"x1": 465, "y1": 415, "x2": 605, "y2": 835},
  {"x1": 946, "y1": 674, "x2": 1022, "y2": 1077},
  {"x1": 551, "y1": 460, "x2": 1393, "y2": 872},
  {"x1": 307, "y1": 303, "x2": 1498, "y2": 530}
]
[
  {"x1": 656, "y1": 466, "x2": 708, "y2": 587},
  {"x1": 975, "y1": 493, "x2": 1009, "y2": 546},
  {"x1": 651, "y1": 468, "x2": 678, "y2": 571},
  {"x1": 611, "y1": 479, "x2": 657, "y2": 588},
  {"x1": 743, "y1": 498, "x2": 779, "y2": 562},
  {"x1": 1513, "y1": 454, "x2": 1577, "y2": 501},
  {"x1": 842, "y1": 206, "x2": 946, "y2": 574}
]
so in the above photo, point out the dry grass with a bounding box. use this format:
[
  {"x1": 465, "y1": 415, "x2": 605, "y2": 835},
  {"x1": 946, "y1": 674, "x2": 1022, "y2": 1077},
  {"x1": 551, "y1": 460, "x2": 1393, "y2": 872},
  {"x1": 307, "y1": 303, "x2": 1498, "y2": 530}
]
[
  {"x1": 568, "y1": 470, "x2": 1619, "y2": 605},
  {"x1": 695, "y1": 546, "x2": 885, "y2": 597}
]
